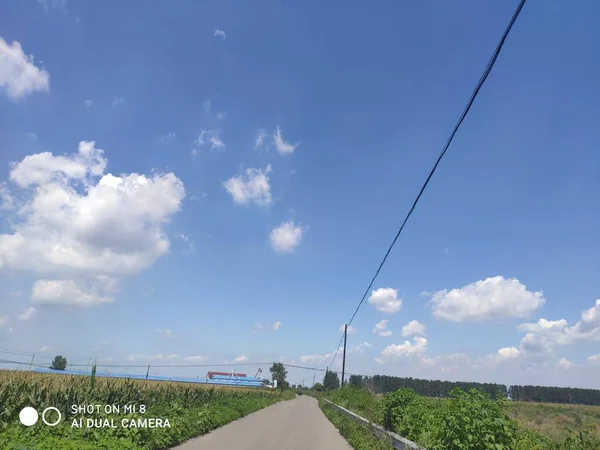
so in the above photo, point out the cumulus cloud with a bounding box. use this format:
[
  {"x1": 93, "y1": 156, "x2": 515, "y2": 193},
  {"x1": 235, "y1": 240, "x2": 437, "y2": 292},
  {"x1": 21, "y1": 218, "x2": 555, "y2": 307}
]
[
  {"x1": 369, "y1": 288, "x2": 402, "y2": 314},
  {"x1": 270, "y1": 221, "x2": 304, "y2": 253},
  {"x1": 497, "y1": 346, "x2": 521, "y2": 361},
  {"x1": 184, "y1": 355, "x2": 206, "y2": 362},
  {"x1": 430, "y1": 276, "x2": 545, "y2": 322},
  {"x1": 376, "y1": 337, "x2": 428, "y2": 363},
  {"x1": 0, "y1": 183, "x2": 14, "y2": 210},
  {"x1": 214, "y1": 29, "x2": 226, "y2": 40},
  {"x1": 373, "y1": 319, "x2": 392, "y2": 337},
  {"x1": 273, "y1": 127, "x2": 299, "y2": 155},
  {"x1": 233, "y1": 355, "x2": 248, "y2": 362},
  {"x1": 194, "y1": 129, "x2": 224, "y2": 151},
  {"x1": 588, "y1": 354, "x2": 600, "y2": 365},
  {"x1": 0, "y1": 38, "x2": 50, "y2": 100},
  {"x1": 224, "y1": 165, "x2": 272, "y2": 207},
  {"x1": 348, "y1": 342, "x2": 372, "y2": 354},
  {"x1": 272, "y1": 321, "x2": 282, "y2": 331},
  {"x1": 18, "y1": 306, "x2": 36, "y2": 321},
  {"x1": 517, "y1": 299, "x2": 600, "y2": 355},
  {"x1": 339, "y1": 324, "x2": 358, "y2": 335},
  {"x1": 32, "y1": 279, "x2": 113, "y2": 307},
  {"x1": 0, "y1": 141, "x2": 185, "y2": 308},
  {"x1": 299, "y1": 349, "x2": 342, "y2": 367},
  {"x1": 558, "y1": 358, "x2": 572, "y2": 370},
  {"x1": 401, "y1": 320, "x2": 426, "y2": 337}
]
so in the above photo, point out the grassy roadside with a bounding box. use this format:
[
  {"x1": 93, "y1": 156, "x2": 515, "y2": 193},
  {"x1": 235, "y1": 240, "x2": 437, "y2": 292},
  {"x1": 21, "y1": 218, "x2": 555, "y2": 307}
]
[
  {"x1": 318, "y1": 397, "x2": 394, "y2": 450},
  {"x1": 317, "y1": 387, "x2": 600, "y2": 450},
  {"x1": 0, "y1": 371, "x2": 295, "y2": 450}
]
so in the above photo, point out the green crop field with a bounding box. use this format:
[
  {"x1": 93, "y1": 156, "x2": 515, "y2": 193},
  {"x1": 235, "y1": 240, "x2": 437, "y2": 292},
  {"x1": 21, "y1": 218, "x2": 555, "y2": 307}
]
[
  {"x1": 319, "y1": 387, "x2": 600, "y2": 450},
  {"x1": 0, "y1": 369, "x2": 294, "y2": 450}
]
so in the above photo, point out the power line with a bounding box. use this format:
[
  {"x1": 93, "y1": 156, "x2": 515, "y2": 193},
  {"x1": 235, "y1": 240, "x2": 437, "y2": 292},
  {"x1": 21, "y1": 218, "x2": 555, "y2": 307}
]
[{"x1": 330, "y1": 0, "x2": 527, "y2": 368}]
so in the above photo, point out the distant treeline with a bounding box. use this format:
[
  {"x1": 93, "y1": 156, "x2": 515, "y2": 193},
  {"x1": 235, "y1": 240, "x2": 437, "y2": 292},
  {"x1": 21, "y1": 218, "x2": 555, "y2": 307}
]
[
  {"x1": 509, "y1": 385, "x2": 600, "y2": 406},
  {"x1": 348, "y1": 375, "x2": 600, "y2": 406},
  {"x1": 349, "y1": 375, "x2": 507, "y2": 399}
]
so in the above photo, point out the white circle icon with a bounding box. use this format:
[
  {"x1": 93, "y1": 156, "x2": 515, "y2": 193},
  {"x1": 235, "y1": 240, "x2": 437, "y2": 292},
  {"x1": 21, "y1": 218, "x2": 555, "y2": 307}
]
[
  {"x1": 42, "y1": 407, "x2": 62, "y2": 427},
  {"x1": 19, "y1": 407, "x2": 39, "y2": 426}
]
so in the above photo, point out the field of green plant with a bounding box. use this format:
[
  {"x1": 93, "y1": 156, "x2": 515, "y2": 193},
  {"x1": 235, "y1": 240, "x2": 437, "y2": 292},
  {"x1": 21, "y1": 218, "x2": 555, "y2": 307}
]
[
  {"x1": 0, "y1": 370, "x2": 294, "y2": 449},
  {"x1": 320, "y1": 387, "x2": 600, "y2": 450}
]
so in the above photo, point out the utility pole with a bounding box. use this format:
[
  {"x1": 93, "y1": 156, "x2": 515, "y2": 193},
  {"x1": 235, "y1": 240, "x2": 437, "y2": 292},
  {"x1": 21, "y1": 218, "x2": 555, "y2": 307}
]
[
  {"x1": 29, "y1": 353, "x2": 35, "y2": 370},
  {"x1": 312, "y1": 373, "x2": 315, "y2": 388},
  {"x1": 341, "y1": 323, "x2": 348, "y2": 388}
]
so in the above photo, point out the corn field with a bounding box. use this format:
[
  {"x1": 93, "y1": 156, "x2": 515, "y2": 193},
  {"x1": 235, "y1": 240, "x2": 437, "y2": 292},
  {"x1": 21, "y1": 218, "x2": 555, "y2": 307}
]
[{"x1": 0, "y1": 369, "x2": 288, "y2": 449}]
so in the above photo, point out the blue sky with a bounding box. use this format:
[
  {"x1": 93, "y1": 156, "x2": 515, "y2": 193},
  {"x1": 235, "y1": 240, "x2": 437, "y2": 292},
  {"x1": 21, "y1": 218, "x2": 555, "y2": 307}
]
[{"x1": 0, "y1": 0, "x2": 599, "y2": 388}]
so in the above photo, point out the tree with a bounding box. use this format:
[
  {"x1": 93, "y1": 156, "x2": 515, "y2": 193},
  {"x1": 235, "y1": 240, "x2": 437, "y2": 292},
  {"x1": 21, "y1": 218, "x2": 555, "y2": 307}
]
[
  {"x1": 323, "y1": 369, "x2": 340, "y2": 391},
  {"x1": 313, "y1": 382, "x2": 324, "y2": 392},
  {"x1": 50, "y1": 355, "x2": 67, "y2": 370},
  {"x1": 349, "y1": 375, "x2": 363, "y2": 388},
  {"x1": 262, "y1": 378, "x2": 271, "y2": 386},
  {"x1": 269, "y1": 362, "x2": 288, "y2": 389}
]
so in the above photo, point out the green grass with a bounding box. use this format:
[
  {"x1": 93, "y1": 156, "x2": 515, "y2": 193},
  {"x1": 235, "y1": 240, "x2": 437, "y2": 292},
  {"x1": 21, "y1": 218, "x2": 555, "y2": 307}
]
[
  {"x1": 319, "y1": 387, "x2": 600, "y2": 450},
  {"x1": 319, "y1": 398, "x2": 394, "y2": 450},
  {"x1": 505, "y1": 401, "x2": 600, "y2": 443}
]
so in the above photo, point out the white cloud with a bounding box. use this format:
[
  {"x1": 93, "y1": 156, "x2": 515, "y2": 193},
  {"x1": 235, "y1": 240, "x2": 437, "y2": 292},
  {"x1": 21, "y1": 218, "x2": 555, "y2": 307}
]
[
  {"x1": 255, "y1": 129, "x2": 267, "y2": 148},
  {"x1": 155, "y1": 329, "x2": 173, "y2": 338},
  {"x1": 339, "y1": 324, "x2": 358, "y2": 335},
  {"x1": 497, "y1": 346, "x2": 521, "y2": 361},
  {"x1": 84, "y1": 100, "x2": 92, "y2": 108},
  {"x1": 190, "y1": 148, "x2": 198, "y2": 157},
  {"x1": 401, "y1": 320, "x2": 426, "y2": 337},
  {"x1": 0, "y1": 38, "x2": 50, "y2": 100},
  {"x1": 224, "y1": 165, "x2": 272, "y2": 207},
  {"x1": 184, "y1": 355, "x2": 206, "y2": 362},
  {"x1": 273, "y1": 127, "x2": 299, "y2": 155},
  {"x1": 32, "y1": 280, "x2": 112, "y2": 307},
  {"x1": 299, "y1": 349, "x2": 342, "y2": 367},
  {"x1": 214, "y1": 29, "x2": 226, "y2": 40},
  {"x1": 194, "y1": 129, "x2": 224, "y2": 151},
  {"x1": 233, "y1": 355, "x2": 248, "y2": 362},
  {"x1": 0, "y1": 141, "x2": 185, "y2": 308},
  {"x1": 377, "y1": 337, "x2": 428, "y2": 363},
  {"x1": 18, "y1": 307, "x2": 36, "y2": 321},
  {"x1": 272, "y1": 321, "x2": 282, "y2": 331},
  {"x1": 270, "y1": 221, "x2": 304, "y2": 253},
  {"x1": 431, "y1": 276, "x2": 545, "y2": 322},
  {"x1": 369, "y1": 288, "x2": 402, "y2": 314},
  {"x1": 558, "y1": 358, "x2": 572, "y2": 370},
  {"x1": 420, "y1": 291, "x2": 432, "y2": 298},
  {"x1": 348, "y1": 342, "x2": 372, "y2": 354},
  {"x1": 38, "y1": 345, "x2": 50, "y2": 352},
  {"x1": 517, "y1": 299, "x2": 600, "y2": 355},
  {"x1": 588, "y1": 354, "x2": 600, "y2": 365},
  {"x1": 372, "y1": 319, "x2": 392, "y2": 337},
  {"x1": 0, "y1": 183, "x2": 14, "y2": 210}
]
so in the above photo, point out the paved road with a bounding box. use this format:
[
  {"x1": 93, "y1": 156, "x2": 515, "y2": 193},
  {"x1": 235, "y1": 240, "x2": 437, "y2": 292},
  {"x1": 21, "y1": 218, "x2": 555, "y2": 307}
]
[{"x1": 171, "y1": 395, "x2": 352, "y2": 450}]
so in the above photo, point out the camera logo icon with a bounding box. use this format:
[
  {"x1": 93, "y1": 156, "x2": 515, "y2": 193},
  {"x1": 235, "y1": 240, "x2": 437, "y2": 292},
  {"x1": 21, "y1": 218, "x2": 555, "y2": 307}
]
[{"x1": 19, "y1": 406, "x2": 62, "y2": 427}]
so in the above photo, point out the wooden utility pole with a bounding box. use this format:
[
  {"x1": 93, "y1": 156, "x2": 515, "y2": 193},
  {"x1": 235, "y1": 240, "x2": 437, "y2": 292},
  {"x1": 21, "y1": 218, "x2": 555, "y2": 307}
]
[{"x1": 341, "y1": 324, "x2": 347, "y2": 388}]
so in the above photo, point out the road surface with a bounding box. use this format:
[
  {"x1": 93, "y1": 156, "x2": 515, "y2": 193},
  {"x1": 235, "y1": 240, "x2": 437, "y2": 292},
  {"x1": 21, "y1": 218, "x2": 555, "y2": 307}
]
[{"x1": 171, "y1": 395, "x2": 352, "y2": 449}]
